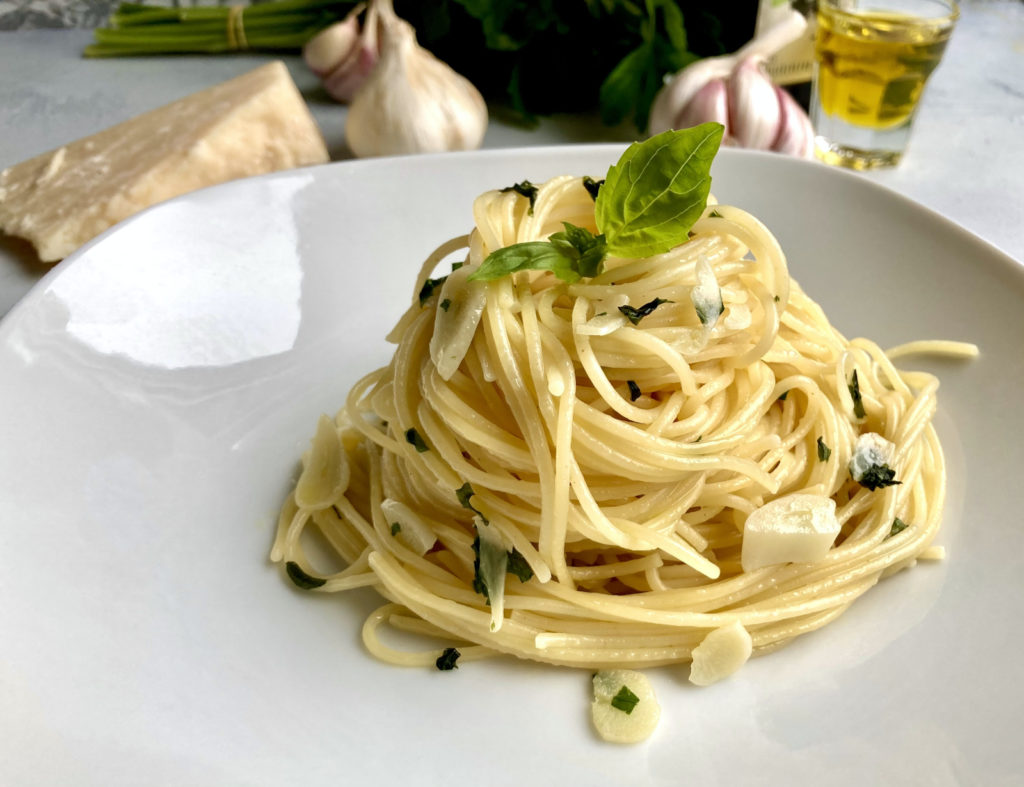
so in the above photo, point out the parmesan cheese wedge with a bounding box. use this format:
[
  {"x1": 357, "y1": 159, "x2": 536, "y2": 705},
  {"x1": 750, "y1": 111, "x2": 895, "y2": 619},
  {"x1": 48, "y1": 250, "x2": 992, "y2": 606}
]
[{"x1": 0, "y1": 61, "x2": 328, "y2": 262}]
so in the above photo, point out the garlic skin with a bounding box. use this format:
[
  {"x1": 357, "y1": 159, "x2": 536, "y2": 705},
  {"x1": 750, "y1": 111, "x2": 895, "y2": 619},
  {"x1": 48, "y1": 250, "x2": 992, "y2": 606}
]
[
  {"x1": 304, "y1": 4, "x2": 378, "y2": 104},
  {"x1": 345, "y1": 1, "x2": 488, "y2": 157},
  {"x1": 676, "y1": 79, "x2": 730, "y2": 138},
  {"x1": 649, "y1": 57, "x2": 734, "y2": 135},
  {"x1": 304, "y1": 15, "x2": 360, "y2": 76},
  {"x1": 322, "y1": 39, "x2": 378, "y2": 104},
  {"x1": 649, "y1": 10, "x2": 814, "y2": 158},
  {"x1": 728, "y1": 56, "x2": 783, "y2": 150},
  {"x1": 772, "y1": 85, "x2": 814, "y2": 158}
]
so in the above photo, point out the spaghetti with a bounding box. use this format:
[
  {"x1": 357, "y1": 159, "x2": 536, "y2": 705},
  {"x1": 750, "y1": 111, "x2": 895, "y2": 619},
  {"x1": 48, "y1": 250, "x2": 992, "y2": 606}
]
[{"x1": 271, "y1": 162, "x2": 973, "y2": 674}]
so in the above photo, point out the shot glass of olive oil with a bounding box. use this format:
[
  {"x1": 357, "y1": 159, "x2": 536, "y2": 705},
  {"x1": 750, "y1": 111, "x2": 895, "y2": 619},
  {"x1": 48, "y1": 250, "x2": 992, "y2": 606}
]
[{"x1": 812, "y1": 0, "x2": 958, "y2": 169}]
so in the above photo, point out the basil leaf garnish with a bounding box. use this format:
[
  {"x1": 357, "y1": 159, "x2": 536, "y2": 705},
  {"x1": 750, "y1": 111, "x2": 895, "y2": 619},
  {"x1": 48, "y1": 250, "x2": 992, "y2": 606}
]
[
  {"x1": 405, "y1": 428, "x2": 429, "y2": 453},
  {"x1": 285, "y1": 561, "x2": 326, "y2": 590},
  {"x1": 435, "y1": 647, "x2": 461, "y2": 671},
  {"x1": 500, "y1": 180, "x2": 539, "y2": 215},
  {"x1": 506, "y1": 548, "x2": 534, "y2": 582},
  {"x1": 595, "y1": 123, "x2": 724, "y2": 258},
  {"x1": 618, "y1": 297, "x2": 671, "y2": 325},
  {"x1": 582, "y1": 176, "x2": 604, "y2": 201},
  {"x1": 610, "y1": 685, "x2": 640, "y2": 714},
  {"x1": 470, "y1": 125, "x2": 722, "y2": 284},
  {"x1": 548, "y1": 222, "x2": 608, "y2": 279},
  {"x1": 468, "y1": 241, "x2": 580, "y2": 283}
]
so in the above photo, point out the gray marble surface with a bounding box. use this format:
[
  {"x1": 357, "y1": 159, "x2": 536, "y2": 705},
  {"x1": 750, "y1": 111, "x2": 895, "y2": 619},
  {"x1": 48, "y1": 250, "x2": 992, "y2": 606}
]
[{"x1": 1, "y1": 1, "x2": 1022, "y2": 319}]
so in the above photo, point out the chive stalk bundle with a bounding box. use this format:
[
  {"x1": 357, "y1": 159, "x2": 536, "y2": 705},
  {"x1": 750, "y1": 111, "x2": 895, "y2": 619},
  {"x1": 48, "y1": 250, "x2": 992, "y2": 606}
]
[{"x1": 85, "y1": 0, "x2": 357, "y2": 57}]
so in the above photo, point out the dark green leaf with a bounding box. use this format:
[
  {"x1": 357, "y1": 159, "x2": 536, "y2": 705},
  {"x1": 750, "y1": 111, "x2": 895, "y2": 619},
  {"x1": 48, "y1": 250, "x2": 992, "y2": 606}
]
[
  {"x1": 857, "y1": 464, "x2": 901, "y2": 491},
  {"x1": 500, "y1": 180, "x2": 539, "y2": 215},
  {"x1": 470, "y1": 531, "x2": 489, "y2": 601},
  {"x1": 549, "y1": 222, "x2": 608, "y2": 278},
  {"x1": 405, "y1": 428, "x2": 429, "y2": 453},
  {"x1": 506, "y1": 548, "x2": 534, "y2": 582},
  {"x1": 611, "y1": 685, "x2": 640, "y2": 714},
  {"x1": 391, "y1": 522, "x2": 402, "y2": 536},
  {"x1": 418, "y1": 275, "x2": 448, "y2": 306},
  {"x1": 627, "y1": 380, "x2": 641, "y2": 401},
  {"x1": 618, "y1": 297, "x2": 671, "y2": 325},
  {"x1": 598, "y1": 43, "x2": 652, "y2": 126},
  {"x1": 456, "y1": 482, "x2": 476, "y2": 511},
  {"x1": 848, "y1": 370, "x2": 866, "y2": 419},
  {"x1": 657, "y1": 0, "x2": 688, "y2": 54},
  {"x1": 582, "y1": 176, "x2": 604, "y2": 201},
  {"x1": 596, "y1": 124, "x2": 724, "y2": 258},
  {"x1": 285, "y1": 561, "x2": 325, "y2": 590},
  {"x1": 440, "y1": 298, "x2": 452, "y2": 312},
  {"x1": 456, "y1": 482, "x2": 488, "y2": 524},
  {"x1": 469, "y1": 242, "x2": 581, "y2": 284},
  {"x1": 889, "y1": 518, "x2": 909, "y2": 537},
  {"x1": 817, "y1": 436, "x2": 832, "y2": 462},
  {"x1": 435, "y1": 647, "x2": 461, "y2": 671}
]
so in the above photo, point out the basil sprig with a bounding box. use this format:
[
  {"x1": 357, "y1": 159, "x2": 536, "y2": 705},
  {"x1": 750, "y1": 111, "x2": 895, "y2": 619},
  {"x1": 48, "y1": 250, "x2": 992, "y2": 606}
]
[
  {"x1": 469, "y1": 123, "x2": 724, "y2": 284},
  {"x1": 596, "y1": 124, "x2": 723, "y2": 258}
]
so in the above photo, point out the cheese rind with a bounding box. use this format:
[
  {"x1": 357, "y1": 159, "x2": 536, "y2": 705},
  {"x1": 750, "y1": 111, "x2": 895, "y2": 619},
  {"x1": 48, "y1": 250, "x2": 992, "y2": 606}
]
[{"x1": 0, "y1": 61, "x2": 328, "y2": 262}]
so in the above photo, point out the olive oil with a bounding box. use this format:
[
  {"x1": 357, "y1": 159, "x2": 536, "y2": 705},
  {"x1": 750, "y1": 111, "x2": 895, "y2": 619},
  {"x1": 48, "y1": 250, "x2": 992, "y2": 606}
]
[
  {"x1": 815, "y1": 8, "x2": 953, "y2": 130},
  {"x1": 810, "y1": 0, "x2": 958, "y2": 169}
]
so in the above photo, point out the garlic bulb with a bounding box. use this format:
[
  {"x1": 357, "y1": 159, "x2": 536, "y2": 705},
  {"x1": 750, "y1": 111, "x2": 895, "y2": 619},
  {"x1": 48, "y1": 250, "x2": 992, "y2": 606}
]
[
  {"x1": 649, "y1": 10, "x2": 814, "y2": 158},
  {"x1": 304, "y1": 8, "x2": 361, "y2": 76},
  {"x1": 304, "y1": 4, "x2": 378, "y2": 104},
  {"x1": 344, "y1": 0, "x2": 488, "y2": 157}
]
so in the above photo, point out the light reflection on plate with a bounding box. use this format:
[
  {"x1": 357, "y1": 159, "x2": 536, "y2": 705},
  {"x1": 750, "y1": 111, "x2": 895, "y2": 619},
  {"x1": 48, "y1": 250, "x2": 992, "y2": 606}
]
[{"x1": 1, "y1": 148, "x2": 1022, "y2": 786}]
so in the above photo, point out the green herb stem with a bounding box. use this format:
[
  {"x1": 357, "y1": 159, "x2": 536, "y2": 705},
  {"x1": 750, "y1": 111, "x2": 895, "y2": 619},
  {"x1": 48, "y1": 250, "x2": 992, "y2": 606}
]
[{"x1": 87, "y1": 0, "x2": 353, "y2": 57}]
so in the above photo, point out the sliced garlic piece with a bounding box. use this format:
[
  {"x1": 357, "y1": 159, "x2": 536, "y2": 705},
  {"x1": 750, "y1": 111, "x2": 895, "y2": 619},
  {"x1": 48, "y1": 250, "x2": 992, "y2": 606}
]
[
  {"x1": 722, "y1": 303, "x2": 751, "y2": 331},
  {"x1": 741, "y1": 493, "x2": 839, "y2": 572},
  {"x1": 380, "y1": 498, "x2": 436, "y2": 555},
  {"x1": 575, "y1": 312, "x2": 627, "y2": 336},
  {"x1": 691, "y1": 256, "x2": 723, "y2": 330},
  {"x1": 689, "y1": 621, "x2": 753, "y2": 686},
  {"x1": 591, "y1": 669, "x2": 660, "y2": 744},
  {"x1": 429, "y1": 264, "x2": 487, "y2": 380},
  {"x1": 295, "y1": 414, "x2": 350, "y2": 510},
  {"x1": 576, "y1": 293, "x2": 629, "y2": 336},
  {"x1": 849, "y1": 432, "x2": 896, "y2": 484}
]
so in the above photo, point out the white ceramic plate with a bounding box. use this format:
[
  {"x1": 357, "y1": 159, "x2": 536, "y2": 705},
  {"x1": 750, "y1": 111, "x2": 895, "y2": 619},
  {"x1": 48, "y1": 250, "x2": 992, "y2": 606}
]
[{"x1": 2, "y1": 148, "x2": 1022, "y2": 786}]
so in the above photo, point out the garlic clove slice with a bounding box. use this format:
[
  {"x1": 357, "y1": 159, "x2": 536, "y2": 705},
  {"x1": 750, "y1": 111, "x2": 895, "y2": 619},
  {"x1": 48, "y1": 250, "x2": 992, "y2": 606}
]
[
  {"x1": 295, "y1": 414, "x2": 350, "y2": 510},
  {"x1": 727, "y1": 56, "x2": 782, "y2": 151},
  {"x1": 771, "y1": 85, "x2": 815, "y2": 158},
  {"x1": 429, "y1": 264, "x2": 487, "y2": 380},
  {"x1": 676, "y1": 79, "x2": 731, "y2": 137}
]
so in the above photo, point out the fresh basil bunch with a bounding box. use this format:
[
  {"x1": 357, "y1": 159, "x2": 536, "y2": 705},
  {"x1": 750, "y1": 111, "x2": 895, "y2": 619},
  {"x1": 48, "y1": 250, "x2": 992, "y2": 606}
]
[{"x1": 397, "y1": 1, "x2": 757, "y2": 130}]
